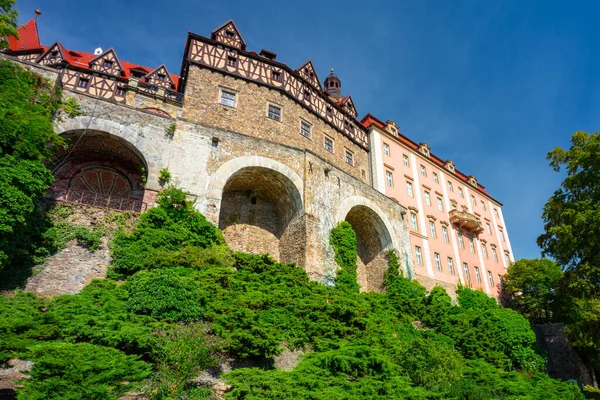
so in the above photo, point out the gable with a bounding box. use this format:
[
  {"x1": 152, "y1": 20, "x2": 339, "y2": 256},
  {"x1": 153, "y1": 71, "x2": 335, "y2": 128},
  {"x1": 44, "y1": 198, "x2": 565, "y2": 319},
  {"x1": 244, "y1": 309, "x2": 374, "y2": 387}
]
[
  {"x1": 37, "y1": 42, "x2": 67, "y2": 66},
  {"x1": 296, "y1": 60, "x2": 321, "y2": 89},
  {"x1": 211, "y1": 20, "x2": 246, "y2": 50},
  {"x1": 341, "y1": 96, "x2": 358, "y2": 118},
  {"x1": 89, "y1": 49, "x2": 124, "y2": 76},
  {"x1": 145, "y1": 64, "x2": 174, "y2": 88}
]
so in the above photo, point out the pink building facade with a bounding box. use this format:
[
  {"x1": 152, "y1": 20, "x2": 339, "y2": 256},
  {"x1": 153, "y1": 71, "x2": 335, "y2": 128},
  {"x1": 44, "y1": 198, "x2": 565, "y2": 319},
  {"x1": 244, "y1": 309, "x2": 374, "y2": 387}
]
[{"x1": 363, "y1": 115, "x2": 514, "y2": 295}]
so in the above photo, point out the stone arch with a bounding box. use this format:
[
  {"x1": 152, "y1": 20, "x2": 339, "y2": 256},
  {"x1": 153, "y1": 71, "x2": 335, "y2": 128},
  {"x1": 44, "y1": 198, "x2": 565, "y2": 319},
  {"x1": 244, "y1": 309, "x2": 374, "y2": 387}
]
[
  {"x1": 209, "y1": 156, "x2": 305, "y2": 265},
  {"x1": 335, "y1": 196, "x2": 396, "y2": 292},
  {"x1": 50, "y1": 125, "x2": 151, "y2": 212}
]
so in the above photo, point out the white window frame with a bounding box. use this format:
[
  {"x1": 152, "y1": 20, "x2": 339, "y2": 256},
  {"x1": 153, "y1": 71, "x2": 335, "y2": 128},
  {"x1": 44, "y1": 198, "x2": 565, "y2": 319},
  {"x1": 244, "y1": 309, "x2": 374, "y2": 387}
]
[
  {"x1": 482, "y1": 243, "x2": 488, "y2": 259},
  {"x1": 486, "y1": 223, "x2": 492, "y2": 235},
  {"x1": 481, "y1": 200, "x2": 486, "y2": 210},
  {"x1": 463, "y1": 263, "x2": 470, "y2": 281},
  {"x1": 492, "y1": 246, "x2": 498, "y2": 262},
  {"x1": 386, "y1": 170, "x2": 394, "y2": 187},
  {"x1": 448, "y1": 257, "x2": 455, "y2": 275},
  {"x1": 434, "y1": 252, "x2": 442, "y2": 271},
  {"x1": 424, "y1": 191, "x2": 431, "y2": 206},
  {"x1": 403, "y1": 154, "x2": 409, "y2": 167},
  {"x1": 458, "y1": 187, "x2": 463, "y2": 198},
  {"x1": 448, "y1": 181, "x2": 454, "y2": 192},
  {"x1": 345, "y1": 149, "x2": 354, "y2": 166},
  {"x1": 324, "y1": 136, "x2": 334, "y2": 153},
  {"x1": 299, "y1": 119, "x2": 312, "y2": 138},
  {"x1": 429, "y1": 221, "x2": 437, "y2": 238},
  {"x1": 500, "y1": 229, "x2": 506, "y2": 242},
  {"x1": 474, "y1": 266, "x2": 481, "y2": 283},
  {"x1": 410, "y1": 213, "x2": 418, "y2": 230},
  {"x1": 437, "y1": 197, "x2": 444, "y2": 212},
  {"x1": 415, "y1": 246, "x2": 423, "y2": 265},
  {"x1": 383, "y1": 143, "x2": 390, "y2": 156},
  {"x1": 469, "y1": 237, "x2": 476, "y2": 253},
  {"x1": 471, "y1": 195, "x2": 476, "y2": 205},
  {"x1": 267, "y1": 102, "x2": 282, "y2": 121},
  {"x1": 406, "y1": 181, "x2": 414, "y2": 197},
  {"x1": 420, "y1": 165, "x2": 427, "y2": 177},
  {"x1": 442, "y1": 226, "x2": 449, "y2": 243},
  {"x1": 488, "y1": 271, "x2": 494, "y2": 287},
  {"x1": 433, "y1": 172, "x2": 439, "y2": 183}
]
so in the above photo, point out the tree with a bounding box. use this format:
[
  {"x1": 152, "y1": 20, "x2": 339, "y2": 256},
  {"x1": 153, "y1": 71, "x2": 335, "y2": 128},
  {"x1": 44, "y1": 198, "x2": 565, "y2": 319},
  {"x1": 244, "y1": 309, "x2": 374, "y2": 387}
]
[
  {"x1": 0, "y1": 0, "x2": 18, "y2": 49},
  {"x1": 502, "y1": 258, "x2": 565, "y2": 323},
  {"x1": 538, "y1": 131, "x2": 600, "y2": 298},
  {"x1": 0, "y1": 60, "x2": 64, "y2": 274}
]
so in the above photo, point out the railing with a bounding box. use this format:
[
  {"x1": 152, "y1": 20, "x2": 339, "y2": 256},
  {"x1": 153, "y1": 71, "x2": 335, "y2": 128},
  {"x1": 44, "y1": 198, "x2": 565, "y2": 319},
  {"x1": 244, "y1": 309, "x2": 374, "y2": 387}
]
[
  {"x1": 448, "y1": 209, "x2": 484, "y2": 233},
  {"x1": 135, "y1": 81, "x2": 184, "y2": 103},
  {"x1": 45, "y1": 188, "x2": 147, "y2": 213}
]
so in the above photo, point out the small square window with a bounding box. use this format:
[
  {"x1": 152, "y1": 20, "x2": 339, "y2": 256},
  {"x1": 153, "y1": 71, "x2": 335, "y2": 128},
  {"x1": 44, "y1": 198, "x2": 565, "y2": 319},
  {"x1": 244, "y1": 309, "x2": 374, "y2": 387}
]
[
  {"x1": 220, "y1": 89, "x2": 236, "y2": 107},
  {"x1": 386, "y1": 171, "x2": 394, "y2": 187},
  {"x1": 326, "y1": 107, "x2": 333, "y2": 117},
  {"x1": 115, "y1": 86, "x2": 126, "y2": 96},
  {"x1": 267, "y1": 104, "x2": 281, "y2": 121},
  {"x1": 103, "y1": 59, "x2": 114, "y2": 68},
  {"x1": 304, "y1": 90, "x2": 311, "y2": 101},
  {"x1": 227, "y1": 56, "x2": 237, "y2": 67},
  {"x1": 272, "y1": 71, "x2": 281, "y2": 81},
  {"x1": 345, "y1": 150, "x2": 354, "y2": 166},
  {"x1": 78, "y1": 77, "x2": 90, "y2": 88},
  {"x1": 300, "y1": 120, "x2": 311, "y2": 138},
  {"x1": 51, "y1": 49, "x2": 59, "y2": 57},
  {"x1": 324, "y1": 136, "x2": 334, "y2": 153},
  {"x1": 157, "y1": 73, "x2": 166, "y2": 81},
  {"x1": 225, "y1": 30, "x2": 235, "y2": 38},
  {"x1": 383, "y1": 143, "x2": 390, "y2": 156}
]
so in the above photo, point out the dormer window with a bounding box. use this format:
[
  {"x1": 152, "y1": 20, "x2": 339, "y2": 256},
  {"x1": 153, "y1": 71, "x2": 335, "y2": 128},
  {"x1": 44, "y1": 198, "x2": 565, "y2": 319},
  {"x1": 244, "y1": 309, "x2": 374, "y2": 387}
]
[
  {"x1": 131, "y1": 71, "x2": 145, "y2": 79},
  {"x1": 227, "y1": 56, "x2": 237, "y2": 67},
  {"x1": 103, "y1": 60, "x2": 114, "y2": 69},
  {"x1": 225, "y1": 30, "x2": 235, "y2": 38},
  {"x1": 51, "y1": 49, "x2": 59, "y2": 57},
  {"x1": 157, "y1": 73, "x2": 166, "y2": 81}
]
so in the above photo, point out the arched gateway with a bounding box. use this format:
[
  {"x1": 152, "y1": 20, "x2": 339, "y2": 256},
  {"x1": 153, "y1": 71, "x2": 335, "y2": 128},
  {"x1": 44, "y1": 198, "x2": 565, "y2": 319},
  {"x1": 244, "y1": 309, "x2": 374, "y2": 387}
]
[
  {"x1": 207, "y1": 156, "x2": 306, "y2": 265},
  {"x1": 336, "y1": 196, "x2": 396, "y2": 291}
]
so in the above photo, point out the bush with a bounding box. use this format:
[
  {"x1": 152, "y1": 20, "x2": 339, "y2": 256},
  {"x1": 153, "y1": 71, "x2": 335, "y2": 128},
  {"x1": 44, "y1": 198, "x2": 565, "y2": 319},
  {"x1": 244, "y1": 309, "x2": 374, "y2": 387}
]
[
  {"x1": 330, "y1": 221, "x2": 360, "y2": 294},
  {"x1": 384, "y1": 251, "x2": 426, "y2": 319},
  {"x1": 17, "y1": 342, "x2": 150, "y2": 400},
  {"x1": 126, "y1": 269, "x2": 204, "y2": 322}
]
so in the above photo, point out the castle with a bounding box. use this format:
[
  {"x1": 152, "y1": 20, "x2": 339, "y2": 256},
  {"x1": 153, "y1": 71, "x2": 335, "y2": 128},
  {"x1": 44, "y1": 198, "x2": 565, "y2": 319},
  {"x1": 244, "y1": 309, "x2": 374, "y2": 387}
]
[{"x1": 3, "y1": 17, "x2": 514, "y2": 295}]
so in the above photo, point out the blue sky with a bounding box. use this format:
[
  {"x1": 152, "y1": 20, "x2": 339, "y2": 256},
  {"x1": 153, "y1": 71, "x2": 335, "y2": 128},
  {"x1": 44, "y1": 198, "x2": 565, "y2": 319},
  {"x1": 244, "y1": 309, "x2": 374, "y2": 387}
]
[{"x1": 14, "y1": 0, "x2": 600, "y2": 260}]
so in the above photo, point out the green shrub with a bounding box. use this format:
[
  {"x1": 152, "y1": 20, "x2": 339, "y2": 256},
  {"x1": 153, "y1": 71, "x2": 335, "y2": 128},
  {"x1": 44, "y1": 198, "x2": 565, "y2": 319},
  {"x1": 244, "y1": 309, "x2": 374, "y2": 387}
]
[
  {"x1": 456, "y1": 284, "x2": 498, "y2": 311},
  {"x1": 126, "y1": 269, "x2": 204, "y2": 322},
  {"x1": 158, "y1": 168, "x2": 171, "y2": 185},
  {"x1": 330, "y1": 221, "x2": 360, "y2": 294},
  {"x1": 384, "y1": 251, "x2": 426, "y2": 319},
  {"x1": 17, "y1": 342, "x2": 150, "y2": 400}
]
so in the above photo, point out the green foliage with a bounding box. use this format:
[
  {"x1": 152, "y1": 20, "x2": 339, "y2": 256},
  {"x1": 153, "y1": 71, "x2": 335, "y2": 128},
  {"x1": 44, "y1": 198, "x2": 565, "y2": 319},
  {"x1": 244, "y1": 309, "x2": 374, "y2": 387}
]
[
  {"x1": 158, "y1": 168, "x2": 171, "y2": 185},
  {"x1": 502, "y1": 258, "x2": 565, "y2": 323},
  {"x1": 330, "y1": 221, "x2": 360, "y2": 294},
  {"x1": 110, "y1": 187, "x2": 224, "y2": 276},
  {"x1": 61, "y1": 96, "x2": 84, "y2": 118},
  {"x1": 384, "y1": 250, "x2": 426, "y2": 319},
  {"x1": 0, "y1": 59, "x2": 64, "y2": 273},
  {"x1": 456, "y1": 284, "x2": 499, "y2": 311},
  {"x1": 17, "y1": 342, "x2": 150, "y2": 400},
  {"x1": 126, "y1": 269, "x2": 205, "y2": 322},
  {"x1": 0, "y1": 0, "x2": 18, "y2": 50},
  {"x1": 148, "y1": 322, "x2": 224, "y2": 399},
  {"x1": 164, "y1": 123, "x2": 176, "y2": 138}
]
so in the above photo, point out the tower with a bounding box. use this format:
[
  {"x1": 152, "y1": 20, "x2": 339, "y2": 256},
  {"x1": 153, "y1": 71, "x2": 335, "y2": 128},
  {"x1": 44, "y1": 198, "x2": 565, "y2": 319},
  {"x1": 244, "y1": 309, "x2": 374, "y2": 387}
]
[{"x1": 323, "y1": 68, "x2": 342, "y2": 100}]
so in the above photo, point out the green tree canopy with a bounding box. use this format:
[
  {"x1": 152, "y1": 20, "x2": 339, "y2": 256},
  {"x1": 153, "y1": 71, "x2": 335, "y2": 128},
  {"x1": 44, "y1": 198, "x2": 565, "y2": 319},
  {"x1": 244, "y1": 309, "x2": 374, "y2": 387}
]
[{"x1": 0, "y1": 0, "x2": 18, "y2": 50}]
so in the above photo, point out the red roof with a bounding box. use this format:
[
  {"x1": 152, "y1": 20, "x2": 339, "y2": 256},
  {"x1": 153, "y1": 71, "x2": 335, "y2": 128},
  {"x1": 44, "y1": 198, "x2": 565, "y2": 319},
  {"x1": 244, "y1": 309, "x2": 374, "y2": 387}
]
[
  {"x1": 8, "y1": 19, "x2": 41, "y2": 51},
  {"x1": 7, "y1": 19, "x2": 179, "y2": 89}
]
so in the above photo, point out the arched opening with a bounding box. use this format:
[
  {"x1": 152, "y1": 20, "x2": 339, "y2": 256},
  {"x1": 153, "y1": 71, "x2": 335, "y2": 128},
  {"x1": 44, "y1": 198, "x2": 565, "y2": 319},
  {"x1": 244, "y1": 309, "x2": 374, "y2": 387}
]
[
  {"x1": 343, "y1": 205, "x2": 393, "y2": 292},
  {"x1": 218, "y1": 166, "x2": 305, "y2": 264},
  {"x1": 48, "y1": 130, "x2": 148, "y2": 212}
]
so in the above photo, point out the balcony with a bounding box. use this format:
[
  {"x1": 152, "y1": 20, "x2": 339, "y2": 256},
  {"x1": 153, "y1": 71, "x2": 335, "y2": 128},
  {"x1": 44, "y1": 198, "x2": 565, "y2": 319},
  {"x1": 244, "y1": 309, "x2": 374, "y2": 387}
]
[{"x1": 449, "y1": 209, "x2": 484, "y2": 233}]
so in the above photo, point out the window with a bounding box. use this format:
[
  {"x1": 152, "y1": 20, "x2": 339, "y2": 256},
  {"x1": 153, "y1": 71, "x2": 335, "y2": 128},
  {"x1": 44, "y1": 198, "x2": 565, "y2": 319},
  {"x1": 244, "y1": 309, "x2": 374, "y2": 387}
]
[
  {"x1": 429, "y1": 221, "x2": 437, "y2": 238},
  {"x1": 115, "y1": 86, "x2": 126, "y2": 96},
  {"x1": 225, "y1": 30, "x2": 235, "y2": 38},
  {"x1": 103, "y1": 59, "x2": 113, "y2": 68},
  {"x1": 498, "y1": 274, "x2": 503, "y2": 288},
  {"x1": 463, "y1": 263, "x2": 470, "y2": 281},
  {"x1": 326, "y1": 106, "x2": 333, "y2": 117},
  {"x1": 433, "y1": 173, "x2": 439, "y2": 183},
  {"x1": 458, "y1": 231, "x2": 465, "y2": 249},
  {"x1": 505, "y1": 253, "x2": 510, "y2": 265},
  {"x1": 488, "y1": 271, "x2": 494, "y2": 287},
  {"x1": 486, "y1": 223, "x2": 492, "y2": 235},
  {"x1": 227, "y1": 56, "x2": 237, "y2": 67},
  {"x1": 448, "y1": 181, "x2": 454, "y2": 192},
  {"x1": 500, "y1": 229, "x2": 506, "y2": 242},
  {"x1": 267, "y1": 104, "x2": 281, "y2": 121},
  {"x1": 383, "y1": 143, "x2": 390, "y2": 156},
  {"x1": 300, "y1": 120, "x2": 311, "y2": 138},
  {"x1": 434, "y1": 253, "x2": 442, "y2": 271},
  {"x1": 220, "y1": 89, "x2": 236, "y2": 107},
  {"x1": 492, "y1": 247, "x2": 498, "y2": 262},
  {"x1": 482, "y1": 243, "x2": 488, "y2": 259},
  {"x1": 415, "y1": 246, "x2": 423, "y2": 265},
  {"x1": 420, "y1": 165, "x2": 427, "y2": 177},
  {"x1": 304, "y1": 90, "x2": 311, "y2": 101},
  {"x1": 474, "y1": 266, "x2": 481, "y2": 283},
  {"x1": 448, "y1": 257, "x2": 455, "y2": 275},
  {"x1": 386, "y1": 171, "x2": 394, "y2": 187},
  {"x1": 78, "y1": 77, "x2": 89, "y2": 88},
  {"x1": 469, "y1": 237, "x2": 476, "y2": 253},
  {"x1": 471, "y1": 195, "x2": 476, "y2": 205},
  {"x1": 406, "y1": 181, "x2": 414, "y2": 197},
  {"x1": 442, "y1": 226, "x2": 449, "y2": 243},
  {"x1": 424, "y1": 191, "x2": 431, "y2": 206},
  {"x1": 324, "y1": 136, "x2": 334, "y2": 153},
  {"x1": 272, "y1": 71, "x2": 281, "y2": 81},
  {"x1": 345, "y1": 150, "x2": 354, "y2": 166},
  {"x1": 410, "y1": 213, "x2": 418, "y2": 230},
  {"x1": 157, "y1": 73, "x2": 166, "y2": 81},
  {"x1": 458, "y1": 187, "x2": 464, "y2": 198},
  {"x1": 481, "y1": 200, "x2": 486, "y2": 210},
  {"x1": 403, "y1": 154, "x2": 409, "y2": 167},
  {"x1": 494, "y1": 208, "x2": 499, "y2": 218},
  {"x1": 437, "y1": 197, "x2": 443, "y2": 212}
]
